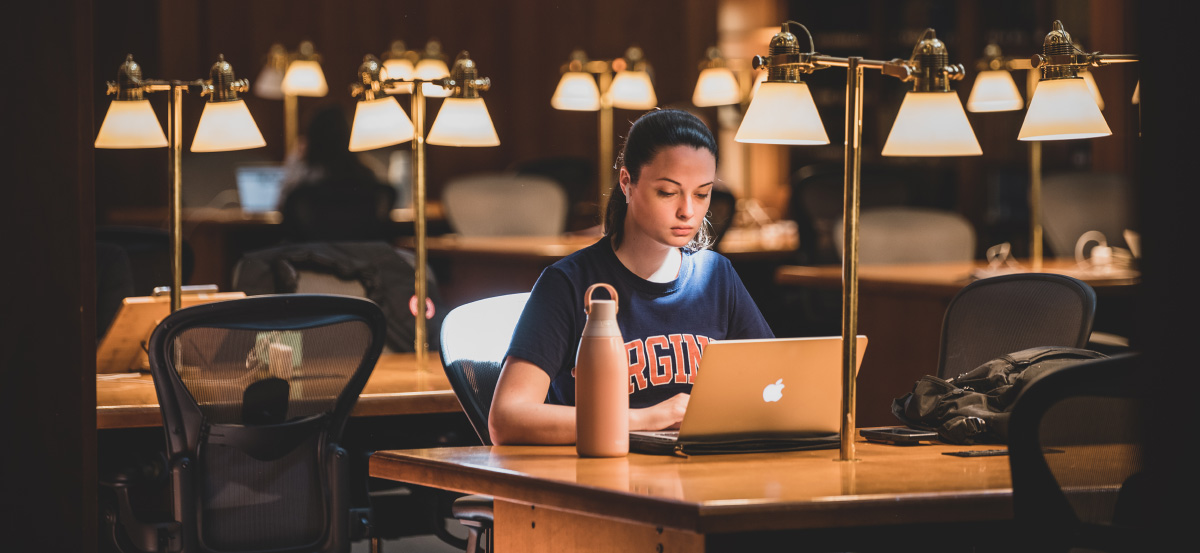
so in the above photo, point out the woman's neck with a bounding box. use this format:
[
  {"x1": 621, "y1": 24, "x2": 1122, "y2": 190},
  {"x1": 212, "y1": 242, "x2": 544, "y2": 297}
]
[{"x1": 613, "y1": 234, "x2": 682, "y2": 283}]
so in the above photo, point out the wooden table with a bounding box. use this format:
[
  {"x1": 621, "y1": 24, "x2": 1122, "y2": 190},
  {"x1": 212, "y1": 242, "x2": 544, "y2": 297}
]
[
  {"x1": 415, "y1": 231, "x2": 798, "y2": 308},
  {"x1": 96, "y1": 353, "x2": 459, "y2": 429},
  {"x1": 370, "y1": 440, "x2": 1028, "y2": 551},
  {"x1": 774, "y1": 260, "x2": 1140, "y2": 426}
]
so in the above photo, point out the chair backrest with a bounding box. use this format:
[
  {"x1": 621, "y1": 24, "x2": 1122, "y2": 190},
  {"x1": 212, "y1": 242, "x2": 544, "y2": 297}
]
[
  {"x1": 833, "y1": 207, "x2": 976, "y2": 264},
  {"x1": 1041, "y1": 172, "x2": 1133, "y2": 259},
  {"x1": 438, "y1": 293, "x2": 530, "y2": 445},
  {"x1": 232, "y1": 241, "x2": 445, "y2": 353},
  {"x1": 147, "y1": 294, "x2": 386, "y2": 553},
  {"x1": 937, "y1": 273, "x2": 1096, "y2": 379},
  {"x1": 1008, "y1": 353, "x2": 1145, "y2": 552},
  {"x1": 96, "y1": 226, "x2": 195, "y2": 296},
  {"x1": 509, "y1": 155, "x2": 595, "y2": 230},
  {"x1": 790, "y1": 163, "x2": 914, "y2": 264},
  {"x1": 280, "y1": 182, "x2": 397, "y2": 243},
  {"x1": 442, "y1": 173, "x2": 567, "y2": 236}
]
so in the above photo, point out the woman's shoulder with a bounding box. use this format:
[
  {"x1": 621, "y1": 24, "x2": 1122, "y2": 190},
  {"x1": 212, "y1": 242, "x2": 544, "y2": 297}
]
[{"x1": 684, "y1": 247, "x2": 735, "y2": 272}]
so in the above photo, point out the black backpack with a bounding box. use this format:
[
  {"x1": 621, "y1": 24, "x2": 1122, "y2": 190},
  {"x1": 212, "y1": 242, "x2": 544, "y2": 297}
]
[{"x1": 891, "y1": 346, "x2": 1108, "y2": 444}]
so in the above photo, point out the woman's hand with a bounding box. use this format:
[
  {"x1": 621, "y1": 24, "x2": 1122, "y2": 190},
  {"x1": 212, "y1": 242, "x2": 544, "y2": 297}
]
[{"x1": 630, "y1": 393, "x2": 690, "y2": 431}]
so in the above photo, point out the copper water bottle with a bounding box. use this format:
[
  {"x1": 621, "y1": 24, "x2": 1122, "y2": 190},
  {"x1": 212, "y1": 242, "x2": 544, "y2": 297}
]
[{"x1": 575, "y1": 283, "x2": 629, "y2": 457}]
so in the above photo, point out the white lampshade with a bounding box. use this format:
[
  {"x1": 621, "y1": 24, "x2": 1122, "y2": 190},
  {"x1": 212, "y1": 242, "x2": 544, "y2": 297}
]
[
  {"x1": 349, "y1": 97, "x2": 415, "y2": 152},
  {"x1": 1132, "y1": 81, "x2": 1139, "y2": 105},
  {"x1": 280, "y1": 59, "x2": 329, "y2": 97},
  {"x1": 748, "y1": 70, "x2": 769, "y2": 100},
  {"x1": 427, "y1": 98, "x2": 500, "y2": 147},
  {"x1": 253, "y1": 63, "x2": 285, "y2": 100},
  {"x1": 1030, "y1": 72, "x2": 1105, "y2": 110},
  {"x1": 692, "y1": 67, "x2": 740, "y2": 107},
  {"x1": 95, "y1": 100, "x2": 168, "y2": 148},
  {"x1": 551, "y1": 72, "x2": 601, "y2": 111},
  {"x1": 882, "y1": 92, "x2": 982, "y2": 156},
  {"x1": 966, "y1": 70, "x2": 1023, "y2": 112},
  {"x1": 735, "y1": 82, "x2": 829, "y2": 145},
  {"x1": 1080, "y1": 70, "x2": 1104, "y2": 110},
  {"x1": 608, "y1": 70, "x2": 657, "y2": 110},
  {"x1": 190, "y1": 99, "x2": 267, "y2": 152},
  {"x1": 383, "y1": 58, "x2": 415, "y2": 81},
  {"x1": 415, "y1": 58, "x2": 451, "y2": 98},
  {"x1": 1018, "y1": 78, "x2": 1111, "y2": 141},
  {"x1": 382, "y1": 58, "x2": 416, "y2": 94}
]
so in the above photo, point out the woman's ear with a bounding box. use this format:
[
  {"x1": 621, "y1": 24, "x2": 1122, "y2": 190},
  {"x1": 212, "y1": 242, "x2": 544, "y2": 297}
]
[{"x1": 618, "y1": 167, "x2": 632, "y2": 199}]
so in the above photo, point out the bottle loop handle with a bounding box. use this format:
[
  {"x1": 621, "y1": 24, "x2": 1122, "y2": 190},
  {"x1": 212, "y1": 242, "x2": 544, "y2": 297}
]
[{"x1": 584, "y1": 283, "x2": 618, "y2": 315}]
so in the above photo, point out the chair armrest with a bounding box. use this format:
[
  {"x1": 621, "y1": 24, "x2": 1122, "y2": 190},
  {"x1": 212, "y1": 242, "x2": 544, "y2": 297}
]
[{"x1": 101, "y1": 460, "x2": 182, "y2": 553}]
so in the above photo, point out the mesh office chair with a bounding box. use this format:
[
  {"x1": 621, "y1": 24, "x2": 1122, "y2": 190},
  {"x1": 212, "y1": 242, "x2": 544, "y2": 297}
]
[
  {"x1": 104, "y1": 294, "x2": 385, "y2": 553},
  {"x1": 438, "y1": 292, "x2": 531, "y2": 553},
  {"x1": 1008, "y1": 353, "x2": 1146, "y2": 552},
  {"x1": 937, "y1": 273, "x2": 1097, "y2": 380}
]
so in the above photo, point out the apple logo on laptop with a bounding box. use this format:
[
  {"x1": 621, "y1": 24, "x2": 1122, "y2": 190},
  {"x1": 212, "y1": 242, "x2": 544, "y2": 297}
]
[{"x1": 762, "y1": 379, "x2": 784, "y2": 402}]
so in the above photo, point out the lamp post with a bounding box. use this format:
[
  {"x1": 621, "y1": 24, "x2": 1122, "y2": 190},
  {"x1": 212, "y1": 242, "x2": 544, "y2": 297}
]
[
  {"x1": 736, "y1": 22, "x2": 980, "y2": 461},
  {"x1": 349, "y1": 51, "x2": 499, "y2": 360},
  {"x1": 96, "y1": 54, "x2": 266, "y2": 311},
  {"x1": 254, "y1": 41, "x2": 328, "y2": 157},
  {"x1": 551, "y1": 47, "x2": 657, "y2": 222}
]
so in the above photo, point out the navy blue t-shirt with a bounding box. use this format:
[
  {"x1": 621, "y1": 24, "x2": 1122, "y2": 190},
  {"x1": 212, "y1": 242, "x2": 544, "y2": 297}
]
[{"x1": 506, "y1": 238, "x2": 774, "y2": 409}]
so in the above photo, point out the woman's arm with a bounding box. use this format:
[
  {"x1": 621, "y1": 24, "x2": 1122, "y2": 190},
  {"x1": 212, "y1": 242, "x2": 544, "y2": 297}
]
[
  {"x1": 488, "y1": 356, "x2": 691, "y2": 445},
  {"x1": 489, "y1": 357, "x2": 576, "y2": 445}
]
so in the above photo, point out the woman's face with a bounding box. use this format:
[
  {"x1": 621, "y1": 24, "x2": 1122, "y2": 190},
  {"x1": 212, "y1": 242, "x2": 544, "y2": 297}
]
[{"x1": 619, "y1": 145, "x2": 716, "y2": 250}]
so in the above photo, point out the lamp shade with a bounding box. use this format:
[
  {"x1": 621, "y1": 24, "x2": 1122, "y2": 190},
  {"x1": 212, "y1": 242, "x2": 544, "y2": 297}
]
[
  {"x1": 1018, "y1": 78, "x2": 1111, "y2": 141},
  {"x1": 1132, "y1": 81, "x2": 1139, "y2": 105},
  {"x1": 190, "y1": 99, "x2": 267, "y2": 152},
  {"x1": 383, "y1": 58, "x2": 416, "y2": 94},
  {"x1": 253, "y1": 63, "x2": 285, "y2": 100},
  {"x1": 427, "y1": 97, "x2": 500, "y2": 146},
  {"x1": 95, "y1": 99, "x2": 168, "y2": 148},
  {"x1": 551, "y1": 72, "x2": 601, "y2": 111},
  {"x1": 383, "y1": 57, "x2": 415, "y2": 81},
  {"x1": 416, "y1": 58, "x2": 451, "y2": 98},
  {"x1": 608, "y1": 70, "x2": 657, "y2": 109},
  {"x1": 735, "y1": 82, "x2": 829, "y2": 145},
  {"x1": 882, "y1": 91, "x2": 982, "y2": 156},
  {"x1": 692, "y1": 67, "x2": 740, "y2": 107},
  {"x1": 349, "y1": 96, "x2": 415, "y2": 151},
  {"x1": 1080, "y1": 70, "x2": 1104, "y2": 110},
  {"x1": 280, "y1": 59, "x2": 328, "y2": 97},
  {"x1": 966, "y1": 70, "x2": 1023, "y2": 112}
]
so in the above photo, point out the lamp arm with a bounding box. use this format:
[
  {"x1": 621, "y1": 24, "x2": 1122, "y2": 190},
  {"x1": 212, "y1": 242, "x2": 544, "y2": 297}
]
[
  {"x1": 353, "y1": 76, "x2": 456, "y2": 100},
  {"x1": 1032, "y1": 52, "x2": 1138, "y2": 69},
  {"x1": 1090, "y1": 53, "x2": 1139, "y2": 66}
]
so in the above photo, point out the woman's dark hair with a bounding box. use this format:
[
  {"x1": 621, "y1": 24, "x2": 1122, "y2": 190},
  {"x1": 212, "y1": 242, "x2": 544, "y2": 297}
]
[{"x1": 604, "y1": 109, "x2": 719, "y2": 251}]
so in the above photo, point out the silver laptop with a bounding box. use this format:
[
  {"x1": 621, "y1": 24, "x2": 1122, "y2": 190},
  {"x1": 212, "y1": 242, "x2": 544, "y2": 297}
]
[
  {"x1": 630, "y1": 335, "x2": 868, "y2": 446},
  {"x1": 235, "y1": 163, "x2": 287, "y2": 213}
]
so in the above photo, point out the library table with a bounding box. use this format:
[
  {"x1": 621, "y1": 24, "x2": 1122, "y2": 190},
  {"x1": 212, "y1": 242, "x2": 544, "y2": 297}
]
[{"x1": 370, "y1": 440, "x2": 1051, "y2": 551}]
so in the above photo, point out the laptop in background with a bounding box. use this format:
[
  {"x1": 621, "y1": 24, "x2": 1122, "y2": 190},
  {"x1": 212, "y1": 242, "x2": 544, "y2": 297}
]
[
  {"x1": 630, "y1": 335, "x2": 867, "y2": 453},
  {"x1": 235, "y1": 163, "x2": 287, "y2": 212}
]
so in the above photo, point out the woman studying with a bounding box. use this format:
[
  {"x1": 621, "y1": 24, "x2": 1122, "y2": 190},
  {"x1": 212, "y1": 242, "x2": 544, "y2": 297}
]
[{"x1": 489, "y1": 109, "x2": 773, "y2": 445}]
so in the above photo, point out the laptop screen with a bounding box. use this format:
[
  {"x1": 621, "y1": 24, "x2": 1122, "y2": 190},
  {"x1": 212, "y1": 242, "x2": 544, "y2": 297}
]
[{"x1": 235, "y1": 164, "x2": 287, "y2": 212}]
